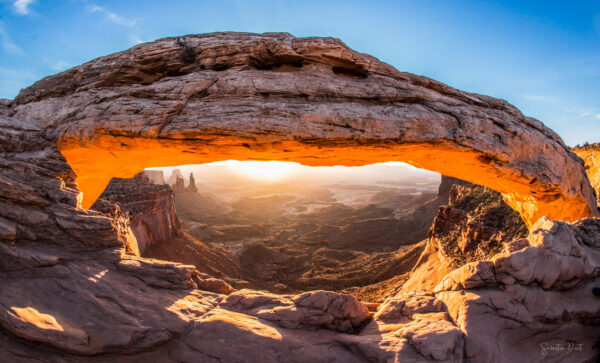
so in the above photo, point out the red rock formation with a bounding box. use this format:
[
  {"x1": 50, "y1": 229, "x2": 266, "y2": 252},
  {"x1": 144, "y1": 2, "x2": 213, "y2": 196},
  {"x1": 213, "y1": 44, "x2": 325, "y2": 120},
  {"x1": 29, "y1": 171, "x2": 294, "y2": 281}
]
[
  {"x1": 573, "y1": 143, "x2": 600, "y2": 205},
  {"x1": 3, "y1": 33, "x2": 596, "y2": 227},
  {"x1": 166, "y1": 168, "x2": 184, "y2": 186},
  {"x1": 93, "y1": 173, "x2": 180, "y2": 253},
  {"x1": 143, "y1": 169, "x2": 166, "y2": 184},
  {"x1": 171, "y1": 175, "x2": 186, "y2": 193},
  {"x1": 93, "y1": 172, "x2": 240, "y2": 279},
  {"x1": 1, "y1": 32, "x2": 599, "y2": 361},
  {"x1": 403, "y1": 178, "x2": 528, "y2": 290},
  {"x1": 187, "y1": 172, "x2": 199, "y2": 193},
  {"x1": 434, "y1": 182, "x2": 528, "y2": 264}
]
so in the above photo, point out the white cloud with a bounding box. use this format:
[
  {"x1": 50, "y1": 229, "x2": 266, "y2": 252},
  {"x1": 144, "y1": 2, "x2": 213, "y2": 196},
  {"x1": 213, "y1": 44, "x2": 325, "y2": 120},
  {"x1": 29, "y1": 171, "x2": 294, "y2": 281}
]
[
  {"x1": 578, "y1": 112, "x2": 600, "y2": 119},
  {"x1": 13, "y1": 0, "x2": 34, "y2": 15},
  {"x1": 0, "y1": 21, "x2": 24, "y2": 55},
  {"x1": 52, "y1": 61, "x2": 70, "y2": 71},
  {"x1": 522, "y1": 94, "x2": 559, "y2": 103},
  {"x1": 87, "y1": 5, "x2": 136, "y2": 27},
  {"x1": 129, "y1": 34, "x2": 145, "y2": 45}
]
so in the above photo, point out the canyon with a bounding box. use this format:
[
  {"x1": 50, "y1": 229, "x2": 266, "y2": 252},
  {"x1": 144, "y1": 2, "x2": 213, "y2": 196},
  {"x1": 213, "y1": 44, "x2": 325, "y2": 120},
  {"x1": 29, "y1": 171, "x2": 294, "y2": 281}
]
[{"x1": 0, "y1": 32, "x2": 599, "y2": 362}]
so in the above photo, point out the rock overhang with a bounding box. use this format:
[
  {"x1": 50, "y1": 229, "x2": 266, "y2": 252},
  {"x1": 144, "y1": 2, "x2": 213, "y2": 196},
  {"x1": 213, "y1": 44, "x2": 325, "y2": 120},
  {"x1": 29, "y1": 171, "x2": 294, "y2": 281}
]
[{"x1": 1, "y1": 31, "x2": 597, "y2": 227}]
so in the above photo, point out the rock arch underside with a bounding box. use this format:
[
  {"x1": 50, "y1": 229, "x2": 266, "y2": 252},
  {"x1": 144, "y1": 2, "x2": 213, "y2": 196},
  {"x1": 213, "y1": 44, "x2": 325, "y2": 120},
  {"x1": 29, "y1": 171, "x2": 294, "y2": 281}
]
[
  {"x1": 5, "y1": 32, "x2": 598, "y2": 226},
  {"x1": 0, "y1": 32, "x2": 599, "y2": 362}
]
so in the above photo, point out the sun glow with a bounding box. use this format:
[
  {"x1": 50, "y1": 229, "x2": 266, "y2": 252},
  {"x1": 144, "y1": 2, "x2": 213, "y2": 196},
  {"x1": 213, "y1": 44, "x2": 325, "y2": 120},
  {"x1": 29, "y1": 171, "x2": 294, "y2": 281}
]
[{"x1": 221, "y1": 160, "x2": 302, "y2": 182}]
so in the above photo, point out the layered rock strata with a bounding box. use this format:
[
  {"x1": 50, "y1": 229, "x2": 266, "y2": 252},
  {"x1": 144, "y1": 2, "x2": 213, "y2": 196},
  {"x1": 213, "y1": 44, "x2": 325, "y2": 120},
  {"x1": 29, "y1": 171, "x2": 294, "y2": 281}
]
[
  {"x1": 93, "y1": 173, "x2": 180, "y2": 253},
  {"x1": 573, "y1": 143, "x2": 600, "y2": 205},
  {"x1": 0, "y1": 103, "x2": 598, "y2": 362},
  {"x1": 403, "y1": 179, "x2": 528, "y2": 291},
  {"x1": 1, "y1": 32, "x2": 596, "y2": 226},
  {"x1": 92, "y1": 172, "x2": 239, "y2": 279},
  {"x1": 1, "y1": 117, "x2": 411, "y2": 361}
]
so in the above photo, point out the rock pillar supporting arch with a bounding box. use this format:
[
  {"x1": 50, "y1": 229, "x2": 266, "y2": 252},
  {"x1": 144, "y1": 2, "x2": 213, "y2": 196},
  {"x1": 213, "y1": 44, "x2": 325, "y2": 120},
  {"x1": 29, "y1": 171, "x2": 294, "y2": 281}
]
[{"x1": 3, "y1": 32, "x2": 597, "y2": 227}]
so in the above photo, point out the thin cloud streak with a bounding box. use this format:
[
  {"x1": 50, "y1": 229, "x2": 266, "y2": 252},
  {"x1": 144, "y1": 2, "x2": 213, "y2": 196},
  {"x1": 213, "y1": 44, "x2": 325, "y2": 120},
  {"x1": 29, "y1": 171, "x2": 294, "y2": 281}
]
[
  {"x1": 522, "y1": 94, "x2": 559, "y2": 103},
  {"x1": 129, "y1": 34, "x2": 145, "y2": 45},
  {"x1": 51, "y1": 61, "x2": 70, "y2": 71},
  {"x1": 87, "y1": 5, "x2": 137, "y2": 27},
  {"x1": 0, "y1": 21, "x2": 24, "y2": 55},
  {"x1": 13, "y1": 0, "x2": 34, "y2": 15},
  {"x1": 0, "y1": 66, "x2": 38, "y2": 98}
]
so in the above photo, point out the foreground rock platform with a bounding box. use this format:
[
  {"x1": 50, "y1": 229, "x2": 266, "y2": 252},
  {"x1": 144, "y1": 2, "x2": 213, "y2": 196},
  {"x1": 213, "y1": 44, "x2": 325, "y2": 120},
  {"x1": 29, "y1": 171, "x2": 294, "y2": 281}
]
[
  {"x1": 1, "y1": 114, "x2": 599, "y2": 361},
  {"x1": 1, "y1": 32, "x2": 597, "y2": 227}
]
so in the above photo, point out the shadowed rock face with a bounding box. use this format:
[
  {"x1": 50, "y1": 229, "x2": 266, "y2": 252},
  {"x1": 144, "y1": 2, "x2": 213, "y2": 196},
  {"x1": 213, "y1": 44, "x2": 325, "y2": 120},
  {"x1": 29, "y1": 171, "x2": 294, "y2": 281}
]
[
  {"x1": 431, "y1": 181, "x2": 529, "y2": 267},
  {"x1": 92, "y1": 172, "x2": 240, "y2": 279},
  {"x1": 1, "y1": 32, "x2": 596, "y2": 226},
  {"x1": 93, "y1": 173, "x2": 180, "y2": 253},
  {"x1": 573, "y1": 143, "x2": 600, "y2": 205}
]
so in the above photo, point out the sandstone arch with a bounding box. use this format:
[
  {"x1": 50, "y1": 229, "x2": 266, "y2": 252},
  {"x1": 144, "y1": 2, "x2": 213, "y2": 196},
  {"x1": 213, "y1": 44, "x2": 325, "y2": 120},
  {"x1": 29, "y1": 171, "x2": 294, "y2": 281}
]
[{"x1": 3, "y1": 32, "x2": 597, "y2": 227}]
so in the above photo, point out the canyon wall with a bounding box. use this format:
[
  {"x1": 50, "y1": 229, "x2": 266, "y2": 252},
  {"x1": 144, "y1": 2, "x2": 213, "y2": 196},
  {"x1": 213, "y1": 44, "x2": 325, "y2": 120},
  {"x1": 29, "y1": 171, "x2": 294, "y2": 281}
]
[
  {"x1": 1, "y1": 32, "x2": 596, "y2": 227},
  {"x1": 403, "y1": 179, "x2": 528, "y2": 292},
  {"x1": 93, "y1": 173, "x2": 180, "y2": 253},
  {"x1": 573, "y1": 143, "x2": 600, "y2": 205},
  {"x1": 92, "y1": 172, "x2": 240, "y2": 279}
]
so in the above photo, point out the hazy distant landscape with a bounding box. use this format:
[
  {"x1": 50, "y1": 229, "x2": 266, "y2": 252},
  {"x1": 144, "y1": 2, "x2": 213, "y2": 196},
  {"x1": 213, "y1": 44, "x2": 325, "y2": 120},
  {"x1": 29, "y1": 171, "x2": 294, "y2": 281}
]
[{"x1": 146, "y1": 162, "x2": 442, "y2": 297}]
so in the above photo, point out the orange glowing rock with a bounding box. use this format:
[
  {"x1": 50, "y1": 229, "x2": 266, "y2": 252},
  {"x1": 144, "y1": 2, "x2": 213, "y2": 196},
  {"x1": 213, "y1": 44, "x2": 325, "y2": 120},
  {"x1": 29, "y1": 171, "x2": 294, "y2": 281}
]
[
  {"x1": 573, "y1": 145, "x2": 600, "y2": 205},
  {"x1": 5, "y1": 32, "x2": 597, "y2": 227}
]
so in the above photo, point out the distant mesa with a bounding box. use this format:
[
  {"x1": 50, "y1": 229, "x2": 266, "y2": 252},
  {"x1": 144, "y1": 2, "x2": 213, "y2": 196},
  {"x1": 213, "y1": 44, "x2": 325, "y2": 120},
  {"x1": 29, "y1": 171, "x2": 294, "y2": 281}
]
[
  {"x1": 144, "y1": 169, "x2": 166, "y2": 185},
  {"x1": 167, "y1": 168, "x2": 184, "y2": 186},
  {"x1": 169, "y1": 172, "x2": 199, "y2": 193},
  {"x1": 188, "y1": 172, "x2": 199, "y2": 193}
]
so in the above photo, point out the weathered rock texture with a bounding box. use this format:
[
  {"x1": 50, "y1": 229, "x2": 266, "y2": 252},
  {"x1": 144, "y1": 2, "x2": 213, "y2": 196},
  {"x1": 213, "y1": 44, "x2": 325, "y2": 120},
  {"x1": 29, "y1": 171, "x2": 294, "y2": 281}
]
[
  {"x1": 1, "y1": 32, "x2": 600, "y2": 362},
  {"x1": 1, "y1": 32, "x2": 597, "y2": 226},
  {"x1": 433, "y1": 180, "x2": 528, "y2": 267},
  {"x1": 92, "y1": 172, "x2": 240, "y2": 279},
  {"x1": 397, "y1": 179, "x2": 600, "y2": 361},
  {"x1": 93, "y1": 173, "x2": 180, "y2": 253},
  {"x1": 1, "y1": 117, "x2": 598, "y2": 362},
  {"x1": 573, "y1": 143, "x2": 600, "y2": 205},
  {"x1": 4, "y1": 117, "x2": 439, "y2": 362}
]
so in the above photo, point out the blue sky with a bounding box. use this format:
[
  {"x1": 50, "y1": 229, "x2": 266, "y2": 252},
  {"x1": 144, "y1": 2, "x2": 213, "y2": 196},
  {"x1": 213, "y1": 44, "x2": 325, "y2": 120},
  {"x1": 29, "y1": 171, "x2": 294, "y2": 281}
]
[{"x1": 1, "y1": 0, "x2": 598, "y2": 145}]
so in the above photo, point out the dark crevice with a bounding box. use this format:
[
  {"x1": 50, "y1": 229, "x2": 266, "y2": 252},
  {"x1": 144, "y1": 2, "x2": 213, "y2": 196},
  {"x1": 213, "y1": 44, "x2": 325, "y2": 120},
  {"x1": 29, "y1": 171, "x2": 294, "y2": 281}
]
[
  {"x1": 176, "y1": 37, "x2": 196, "y2": 64},
  {"x1": 211, "y1": 63, "x2": 231, "y2": 72},
  {"x1": 332, "y1": 66, "x2": 368, "y2": 79}
]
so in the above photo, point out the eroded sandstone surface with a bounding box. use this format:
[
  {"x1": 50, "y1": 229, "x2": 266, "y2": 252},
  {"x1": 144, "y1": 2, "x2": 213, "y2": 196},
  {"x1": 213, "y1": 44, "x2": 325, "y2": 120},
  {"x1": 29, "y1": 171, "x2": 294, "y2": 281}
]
[
  {"x1": 1, "y1": 32, "x2": 597, "y2": 227},
  {"x1": 1, "y1": 32, "x2": 600, "y2": 362},
  {"x1": 92, "y1": 173, "x2": 240, "y2": 279},
  {"x1": 574, "y1": 143, "x2": 600, "y2": 205},
  {"x1": 1, "y1": 116, "x2": 599, "y2": 361}
]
